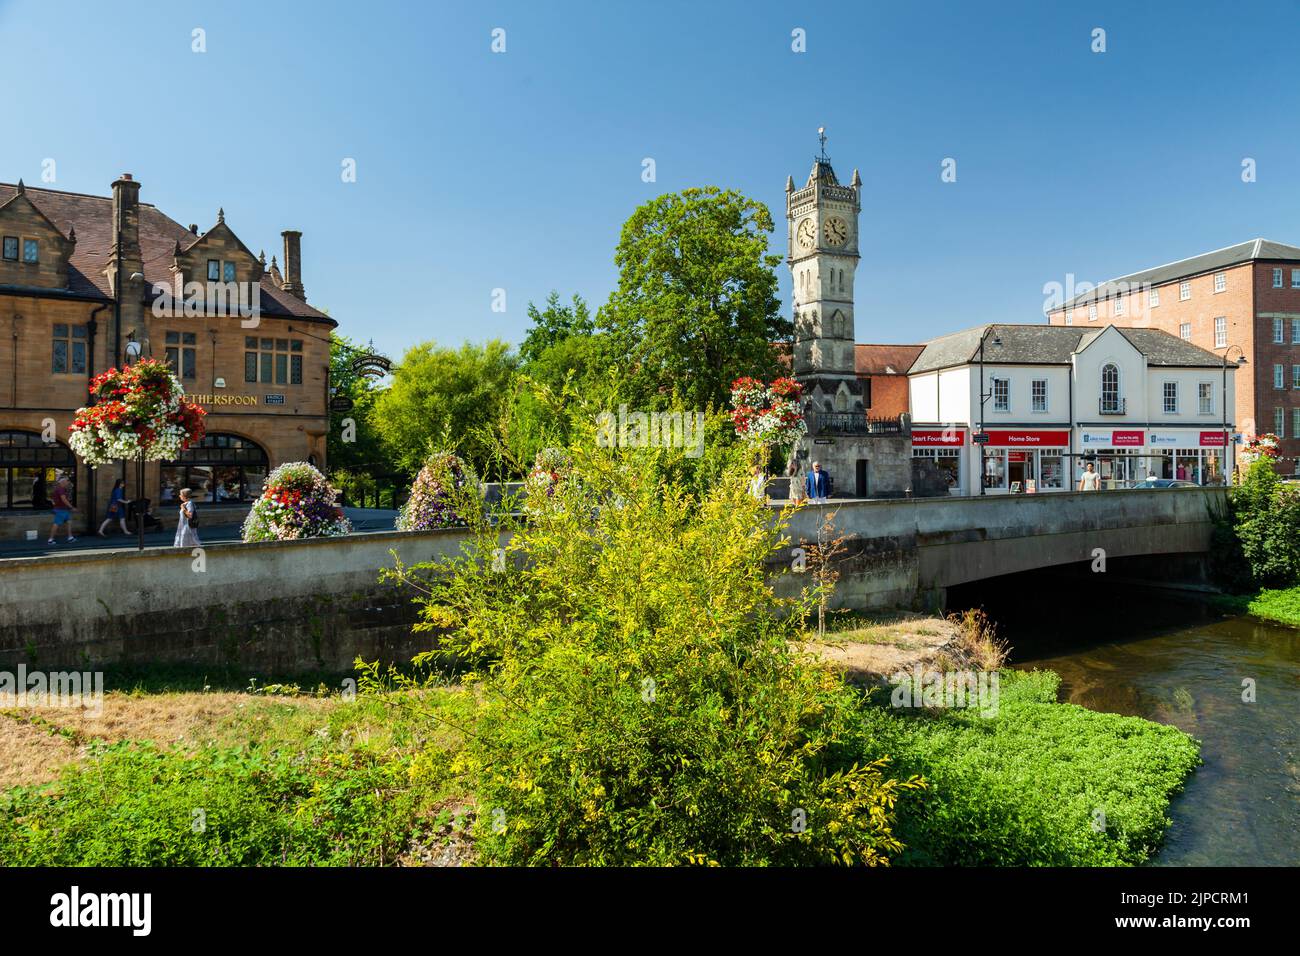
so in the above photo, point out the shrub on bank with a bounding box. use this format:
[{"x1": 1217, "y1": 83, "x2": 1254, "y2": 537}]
[
  {"x1": 1212, "y1": 459, "x2": 1300, "y2": 590},
  {"x1": 851, "y1": 670, "x2": 1201, "y2": 866},
  {"x1": 392, "y1": 444, "x2": 924, "y2": 866}
]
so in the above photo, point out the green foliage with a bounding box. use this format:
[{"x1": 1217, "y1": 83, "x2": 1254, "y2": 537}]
[
  {"x1": 597, "y1": 187, "x2": 791, "y2": 411},
  {"x1": 519, "y1": 292, "x2": 596, "y2": 367},
  {"x1": 1212, "y1": 460, "x2": 1300, "y2": 590},
  {"x1": 327, "y1": 333, "x2": 389, "y2": 475},
  {"x1": 851, "y1": 670, "x2": 1201, "y2": 866},
  {"x1": 373, "y1": 340, "x2": 519, "y2": 479},
  {"x1": 1244, "y1": 586, "x2": 1300, "y2": 627},
  {"x1": 389, "y1": 444, "x2": 922, "y2": 865}
]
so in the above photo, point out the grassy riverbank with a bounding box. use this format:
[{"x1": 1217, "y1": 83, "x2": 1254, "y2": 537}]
[
  {"x1": 0, "y1": 652, "x2": 1199, "y2": 867},
  {"x1": 1209, "y1": 586, "x2": 1300, "y2": 627}
]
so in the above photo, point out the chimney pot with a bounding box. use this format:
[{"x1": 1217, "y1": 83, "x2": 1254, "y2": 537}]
[
  {"x1": 121, "y1": 173, "x2": 133, "y2": 181},
  {"x1": 189, "y1": 224, "x2": 198, "y2": 234},
  {"x1": 280, "y1": 229, "x2": 305, "y2": 300}
]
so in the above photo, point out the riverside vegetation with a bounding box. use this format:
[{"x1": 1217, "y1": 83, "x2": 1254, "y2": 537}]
[
  {"x1": 0, "y1": 442, "x2": 1201, "y2": 866},
  {"x1": 1211, "y1": 459, "x2": 1300, "y2": 628}
]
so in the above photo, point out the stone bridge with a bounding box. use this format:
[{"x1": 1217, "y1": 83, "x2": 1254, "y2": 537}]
[{"x1": 771, "y1": 487, "x2": 1226, "y2": 611}]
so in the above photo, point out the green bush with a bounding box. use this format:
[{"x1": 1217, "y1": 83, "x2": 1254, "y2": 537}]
[
  {"x1": 392, "y1": 444, "x2": 923, "y2": 866},
  {"x1": 1245, "y1": 586, "x2": 1300, "y2": 627},
  {"x1": 1213, "y1": 460, "x2": 1300, "y2": 590},
  {"x1": 850, "y1": 671, "x2": 1201, "y2": 866}
]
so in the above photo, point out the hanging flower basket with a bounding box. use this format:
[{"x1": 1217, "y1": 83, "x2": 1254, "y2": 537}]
[
  {"x1": 730, "y1": 376, "x2": 806, "y2": 449},
  {"x1": 396, "y1": 451, "x2": 480, "y2": 530},
  {"x1": 68, "y1": 360, "x2": 206, "y2": 467},
  {"x1": 1239, "y1": 432, "x2": 1280, "y2": 467},
  {"x1": 241, "y1": 462, "x2": 351, "y2": 541}
]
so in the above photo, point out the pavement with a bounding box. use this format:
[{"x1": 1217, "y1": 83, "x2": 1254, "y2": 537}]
[{"x1": 0, "y1": 508, "x2": 400, "y2": 560}]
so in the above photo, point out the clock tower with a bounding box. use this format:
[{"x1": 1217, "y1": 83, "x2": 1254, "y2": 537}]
[{"x1": 786, "y1": 129, "x2": 863, "y2": 417}]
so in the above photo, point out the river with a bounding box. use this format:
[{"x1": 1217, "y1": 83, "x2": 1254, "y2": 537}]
[{"x1": 947, "y1": 572, "x2": 1300, "y2": 866}]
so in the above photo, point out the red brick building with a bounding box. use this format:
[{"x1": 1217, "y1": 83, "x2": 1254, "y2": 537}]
[
  {"x1": 1046, "y1": 239, "x2": 1300, "y2": 470},
  {"x1": 854, "y1": 343, "x2": 923, "y2": 419}
]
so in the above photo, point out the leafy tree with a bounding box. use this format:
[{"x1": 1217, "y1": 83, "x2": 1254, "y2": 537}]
[
  {"x1": 597, "y1": 187, "x2": 791, "y2": 410},
  {"x1": 372, "y1": 340, "x2": 518, "y2": 479},
  {"x1": 327, "y1": 333, "x2": 389, "y2": 476},
  {"x1": 1213, "y1": 459, "x2": 1300, "y2": 589},
  {"x1": 519, "y1": 292, "x2": 595, "y2": 366}
]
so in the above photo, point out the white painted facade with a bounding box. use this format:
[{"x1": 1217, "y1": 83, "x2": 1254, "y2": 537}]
[{"x1": 908, "y1": 325, "x2": 1237, "y2": 495}]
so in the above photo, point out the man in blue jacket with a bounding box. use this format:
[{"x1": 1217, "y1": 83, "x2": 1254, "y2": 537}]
[{"x1": 805, "y1": 461, "x2": 831, "y2": 502}]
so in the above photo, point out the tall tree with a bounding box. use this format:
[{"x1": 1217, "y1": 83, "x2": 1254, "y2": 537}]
[
  {"x1": 327, "y1": 333, "x2": 389, "y2": 475},
  {"x1": 520, "y1": 292, "x2": 595, "y2": 366},
  {"x1": 597, "y1": 187, "x2": 791, "y2": 410},
  {"x1": 372, "y1": 339, "x2": 518, "y2": 479}
]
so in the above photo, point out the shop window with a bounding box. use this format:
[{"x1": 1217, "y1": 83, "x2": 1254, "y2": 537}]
[
  {"x1": 982, "y1": 448, "x2": 1006, "y2": 490},
  {"x1": 22, "y1": 238, "x2": 38, "y2": 263},
  {"x1": 0, "y1": 431, "x2": 74, "y2": 511},
  {"x1": 51, "y1": 323, "x2": 87, "y2": 375},
  {"x1": 913, "y1": 447, "x2": 961, "y2": 492},
  {"x1": 1163, "y1": 381, "x2": 1178, "y2": 413},
  {"x1": 1038, "y1": 453, "x2": 1064, "y2": 490},
  {"x1": 161, "y1": 433, "x2": 269, "y2": 504},
  {"x1": 164, "y1": 331, "x2": 197, "y2": 380},
  {"x1": 244, "y1": 336, "x2": 303, "y2": 385},
  {"x1": 1199, "y1": 382, "x2": 1213, "y2": 415},
  {"x1": 2, "y1": 236, "x2": 17, "y2": 260}
]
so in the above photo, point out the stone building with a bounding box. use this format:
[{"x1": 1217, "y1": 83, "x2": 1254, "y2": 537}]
[
  {"x1": 1045, "y1": 239, "x2": 1300, "y2": 471},
  {"x1": 785, "y1": 137, "x2": 914, "y2": 497},
  {"x1": 0, "y1": 174, "x2": 335, "y2": 540}
]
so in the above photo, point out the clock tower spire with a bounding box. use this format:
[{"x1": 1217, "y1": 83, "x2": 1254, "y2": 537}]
[{"x1": 786, "y1": 127, "x2": 863, "y2": 417}]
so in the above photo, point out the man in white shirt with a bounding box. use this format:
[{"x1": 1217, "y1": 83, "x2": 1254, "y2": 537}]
[{"x1": 1077, "y1": 462, "x2": 1100, "y2": 491}]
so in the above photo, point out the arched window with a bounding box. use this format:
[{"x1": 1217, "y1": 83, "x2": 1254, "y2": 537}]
[
  {"x1": 0, "y1": 430, "x2": 75, "y2": 511},
  {"x1": 161, "y1": 433, "x2": 269, "y2": 505},
  {"x1": 1101, "y1": 364, "x2": 1121, "y2": 413}
]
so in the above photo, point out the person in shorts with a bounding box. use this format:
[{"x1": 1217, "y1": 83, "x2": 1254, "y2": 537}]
[{"x1": 48, "y1": 475, "x2": 77, "y2": 544}]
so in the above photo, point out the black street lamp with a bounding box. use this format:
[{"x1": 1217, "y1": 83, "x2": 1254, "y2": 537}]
[
  {"x1": 977, "y1": 326, "x2": 1003, "y2": 496},
  {"x1": 124, "y1": 334, "x2": 146, "y2": 551},
  {"x1": 1222, "y1": 345, "x2": 1247, "y2": 482}
]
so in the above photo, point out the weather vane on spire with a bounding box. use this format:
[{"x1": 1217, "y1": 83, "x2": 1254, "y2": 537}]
[{"x1": 817, "y1": 126, "x2": 829, "y2": 162}]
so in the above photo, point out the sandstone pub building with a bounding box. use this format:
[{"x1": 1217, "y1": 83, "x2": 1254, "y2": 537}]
[{"x1": 0, "y1": 174, "x2": 336, "y2": 539}]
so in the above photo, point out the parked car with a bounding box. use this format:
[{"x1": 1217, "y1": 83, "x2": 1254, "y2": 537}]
[{"x1": 1135, "y1": 478, "x2": 1198, "y2": 489}]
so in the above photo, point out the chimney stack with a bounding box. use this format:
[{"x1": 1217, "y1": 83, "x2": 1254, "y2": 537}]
[
  {"x1": 111, "y1": 173, "x2": 143, "y2": 271},
  {"x1": 280, "y1": 230, "x2": 305, "y2": 300}
]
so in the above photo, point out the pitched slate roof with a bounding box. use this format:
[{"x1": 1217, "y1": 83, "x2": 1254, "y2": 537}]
[
  {"x1": 0, "y1": 182, "x2": 333, "y2": 324},
  {"x1": 909, "y1": 323, "x2": 1227, "y2": 374},
  {"x1": 854, "y1": 343, "x2": 924, "y2": 375},
  {"x1": 1059, "y1": 238, "x2": 1300, "y2": 309}
]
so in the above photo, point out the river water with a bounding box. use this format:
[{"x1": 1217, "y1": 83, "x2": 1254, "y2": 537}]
[{"x1": 947, "y1": 574, "x2": 1300, "y2": 866}]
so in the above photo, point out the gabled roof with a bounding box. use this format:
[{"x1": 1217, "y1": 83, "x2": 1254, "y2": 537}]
[
  {"x1": 855, "y1": 343, "x2": 924, "y2": 375},
  {"x1": 0, "y1": 182, "x2": 333, "y2": 323},
  {"x1": 1058, "y1": 238, "x2": 1300, "y2": 310},
  {"x1": 909, "y1": 323, "x2": 1228, "y2": 373}
]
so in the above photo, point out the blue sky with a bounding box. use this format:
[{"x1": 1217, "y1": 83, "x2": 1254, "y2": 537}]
[{"x1": 3, "y1": 0, "x2": 1297, "y2": 359}]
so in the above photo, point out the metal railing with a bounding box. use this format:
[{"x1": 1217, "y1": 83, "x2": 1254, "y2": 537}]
[{"x1": 811, "y1": 412, "x2": 908, "y2": 436}]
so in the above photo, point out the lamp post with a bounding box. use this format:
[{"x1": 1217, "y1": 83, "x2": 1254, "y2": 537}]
[
  {"x1": 1222, "y1": 345, "x2": 1247, "y2": 484},
  {"x1": 125, "y1": 336, "x2": 146, "y2": 551},
  {"x1": 977, "y1": 326, "x2": 1003, "y2": 496}
]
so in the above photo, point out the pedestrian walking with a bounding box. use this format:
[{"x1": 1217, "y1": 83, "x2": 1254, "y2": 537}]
[
  {"x1": 1077, "y1": 462, "x2": 1100, "y2": 491},
  {"x1": 174, "y1": 487, "x2": 201, "y2": 548},
  {"x1": 47, "y1": 475, "x2": 76, "y2": 544},
  {"x1": 97, "y1": 478, "x2": 129, "y2": 536}
]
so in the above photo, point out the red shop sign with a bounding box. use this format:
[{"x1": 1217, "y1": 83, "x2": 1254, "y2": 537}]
[
  {"x1": 912, "y1": 429, "x2": 965, "y2": 446},
  {"x1": 1111, "y1": 430, "x2": 1144, "y2": 447},
  {"x1": 1007, "y1": 451, "x2": 1029, "y2": 462},
  {"x1": 983, "y1": 430, "x2": 1069, "y2": 447},
  {"x1": 1199, "y1": 431, "x2": 1226, "y2": 447}
]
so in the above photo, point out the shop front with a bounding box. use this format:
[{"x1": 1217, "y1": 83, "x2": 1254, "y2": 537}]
[
  {"x1": 911, "y1": 428, "x2": 965, "y2": 495},
  {"x1": 978, "y1": 430, "x2": 1071, "y2": 494},
  {"x1": 1078, "y1": 429, "x2": 1147, "y2": 488},
  {"x1": 1147, "y1": 430, "x2": 1229, "y2": 485}
]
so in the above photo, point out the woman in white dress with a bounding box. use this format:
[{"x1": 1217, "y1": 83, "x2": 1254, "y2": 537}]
[{"x1": 174, "y1": 487, "x2": 201, "y2": 548}]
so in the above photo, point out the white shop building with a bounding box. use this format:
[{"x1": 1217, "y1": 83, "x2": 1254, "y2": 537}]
[{"x1": 907, "y1": 324, "x2": 1238, "y2": 494}]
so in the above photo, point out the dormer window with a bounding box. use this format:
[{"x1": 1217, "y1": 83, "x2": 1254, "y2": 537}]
[
  {"x1": 2, "y1": 236, "x2": 17, "y2": 260},
  {"x1": 21, "y1": 238, "x2": 38, "y2": 263},
  {"x1": 207, "y1": 259, "x2": 220, "y2": 281}
]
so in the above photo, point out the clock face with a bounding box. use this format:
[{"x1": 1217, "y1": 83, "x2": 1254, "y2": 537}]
[
  {"x1": 823, "y1": 216, "x2": 848, "y2": 247},
  {"x1": 796, "y1": 218, "x2": 817, "y2": 250}
]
